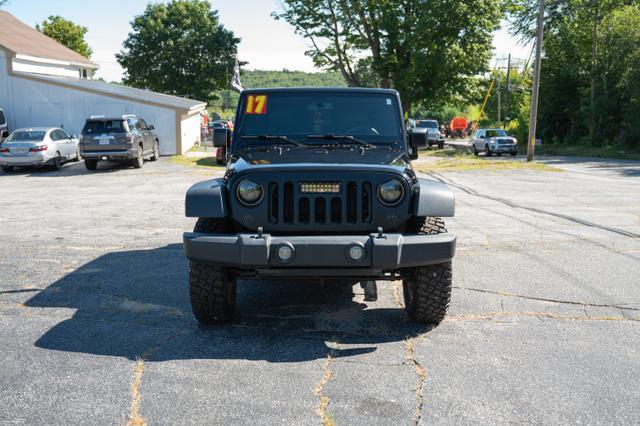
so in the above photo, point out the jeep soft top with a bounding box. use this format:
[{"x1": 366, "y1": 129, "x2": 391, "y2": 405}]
[{"x1": 183, "y1": 87, "x2": 456, "y2": 325}]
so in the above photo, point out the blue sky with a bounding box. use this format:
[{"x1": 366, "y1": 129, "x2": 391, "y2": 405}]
[{"x1": 3, "y1": 0, "x2": 530, "y2": 82}]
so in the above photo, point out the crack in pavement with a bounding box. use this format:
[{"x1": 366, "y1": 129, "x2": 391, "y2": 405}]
[
  {"x1": 313, "y1": 338, "x2": 340, "y2": 426},
  {"x1": 447, "y1": 311, "x2": 639, "y2": 322},
  {"x1": 427, "y1": 172, "x2": 640, "y2": 239},
  {"x1": 0, "y1": 288, "x2": 44, "y2": 295},
  {"x1": 454, "y1": 286, "x2": 640, "y2": 312},
  {"x1": 126, "y1": 330, "x2": 187, "y2": 426},
  {"x1": 393, "y1": 282, "x2": 427, "y2": 425}
]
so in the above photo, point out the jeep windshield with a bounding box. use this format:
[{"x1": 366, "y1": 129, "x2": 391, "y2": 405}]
[{"x1": 236, "y1": 92, "x2": 402, "y2": 151}]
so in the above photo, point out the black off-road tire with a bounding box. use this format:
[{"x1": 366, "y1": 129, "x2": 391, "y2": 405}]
[
  {"x1": 84, "y1": 159, "x2": 98, "y2": 170},
  {"x1": 189, "y1": 218, "x2": 237, "y2": 324},
  {"x1": 404, "y1": 216, "x2": 447, "y2": 234},
  {"x1": 402, "y1": 216, "x2": 452, "y2": 325},
  {"x1": 485, "y1": 145, "x2": 492, "y2": 157},
  {"x1": 472, "y1": 144, "x2": 479, "y2": 156}
]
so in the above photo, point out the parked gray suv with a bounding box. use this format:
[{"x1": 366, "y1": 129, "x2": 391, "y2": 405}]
[
  {"x1": 183, "y1": 88, "x2": 457, "y2": 326},
  {"x1": 80, "y1": 115, "x2": 159, "y2": 170}
]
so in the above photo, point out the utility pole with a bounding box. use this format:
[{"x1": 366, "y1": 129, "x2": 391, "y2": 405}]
[
  {"x1": 527, "y1": 0, "x2": 545, "y2": 162},
  {"x1": 497, "y1": 77, "x2": 501, "y2": 127},
  {"x1": 505, "y1": 54, "x2": 511, "y2": 124}
]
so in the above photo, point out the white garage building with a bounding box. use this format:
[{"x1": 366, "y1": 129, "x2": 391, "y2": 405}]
[{"x1": 0, "y1": 11, "x2": 206, "y2": 155}]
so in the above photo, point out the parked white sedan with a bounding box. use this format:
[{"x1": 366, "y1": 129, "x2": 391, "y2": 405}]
[{"x1": 0, "y1": 127, "x2": 80, "y2": 172}]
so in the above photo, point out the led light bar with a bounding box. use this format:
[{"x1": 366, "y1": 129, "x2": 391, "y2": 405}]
[{"x1": 299, "y1": 182, "x2": 341, "y2": 194}]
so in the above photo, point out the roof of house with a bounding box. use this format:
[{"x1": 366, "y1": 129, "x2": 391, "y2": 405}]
[
  {"x1": 13, "y1": 71, "x2": 207, "y2": 112},
  {"x1": 0, "y1": 11, "x2": 96, "y2": 68}
]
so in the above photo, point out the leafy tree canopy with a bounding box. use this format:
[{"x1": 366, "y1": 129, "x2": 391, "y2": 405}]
[
  {"x1": 36, "y1": 15, "x2": 92, "y2": 58},
  {"x1": 274, "y1": 0, "x2": 504, "y2": 110},
  {"x1": 117, "y1": 0, "x2": 239, "y2": 103}
]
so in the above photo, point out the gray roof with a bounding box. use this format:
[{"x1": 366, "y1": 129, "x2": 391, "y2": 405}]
[
  {"x1": 14, "y1": 72, "x2": 207, "y2": 112},
  {"x1": 0, "y1": 11, "x2": 96, "y2": 68}
]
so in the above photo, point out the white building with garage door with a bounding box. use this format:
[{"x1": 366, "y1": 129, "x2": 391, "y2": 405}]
[{"x1": 0, "y1": 11, "x2": 206, "y2": 155}]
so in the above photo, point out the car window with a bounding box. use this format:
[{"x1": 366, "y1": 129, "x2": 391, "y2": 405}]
[
  {"x1": 0, "y1": 110, "x2": 5, "y2": 125},
  {"x1": 83, "y1": 120, "x2": 126, "y2": 134},
  {"x1": 417, "y1": 121, "x2": 438, "y2": 129},
  {"x1": 51, "y1": 130, "x2": 63, "y2": 141},
  {"x1": 7, "y1": 131, "x2": 46, "y2": 142},
  {"x1": 138, "y1": 119, "x2": 148, "y2": 130},
  {"x1": 486, "y1": 129, "x2": 507, "y2": 138}
]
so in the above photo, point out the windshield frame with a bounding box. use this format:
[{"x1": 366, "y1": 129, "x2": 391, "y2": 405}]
[{"x1": 232, "y1": 90, "x2": 406, "y2": 154}]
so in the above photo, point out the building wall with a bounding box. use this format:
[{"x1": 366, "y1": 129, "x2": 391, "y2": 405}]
[
  {"x1": 179, "y1": 112, "x2": 202, "y2": 153},
  {"x1": 1, "y1": 50, "x2": 179, "y2": 155},
  {"x1": 12, "y1": 57, "x2": 82, "y2": 78}
]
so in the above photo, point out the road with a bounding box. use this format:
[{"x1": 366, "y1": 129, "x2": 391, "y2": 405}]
[{"x1": 1, "y1": 157, "x2": 639, "y2": 424}]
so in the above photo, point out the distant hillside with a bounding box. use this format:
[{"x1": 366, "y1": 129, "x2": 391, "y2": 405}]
[
  {"x1": 242, "y1": 69, "x2": 346, "y2": 88},
  {"x1": 211, "y1": 69, "x2": 347, "y2": 116}
]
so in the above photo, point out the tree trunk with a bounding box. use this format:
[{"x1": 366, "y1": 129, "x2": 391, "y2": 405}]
[{"x1": 589, "y1": 2, "x2": 598, "y2": 145}]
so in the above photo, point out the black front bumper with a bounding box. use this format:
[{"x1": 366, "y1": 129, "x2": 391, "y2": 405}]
[{"x1": 183, "y1": 231, "x2": 456, "y2": 272}]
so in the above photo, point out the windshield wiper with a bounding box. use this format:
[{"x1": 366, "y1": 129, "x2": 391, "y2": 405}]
[
  {"x1": 241, "y1": 134, "x2": 306, "y2": 148},
  {"x1": 307, "y1": 134, "x2": 376, "y2": 149}
]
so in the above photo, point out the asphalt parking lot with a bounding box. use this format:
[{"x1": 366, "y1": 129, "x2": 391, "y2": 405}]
[{"x1": 1, "y1": 156, "x2": 639, "y2": 425}]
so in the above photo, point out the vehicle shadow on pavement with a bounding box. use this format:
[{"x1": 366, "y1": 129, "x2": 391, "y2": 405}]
[
  {"x1": 25, "y1": 244, "x2": 429, "y2": 362},
  {"x1": 4, "y1": 160, "x2": 140, "y2": 177}
]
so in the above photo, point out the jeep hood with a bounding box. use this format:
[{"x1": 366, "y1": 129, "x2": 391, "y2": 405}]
[
  {"x1": 229, "y1": 149, "x2": 411, "y2": 175},
  {"x1": 235, "y1": 145, "x2": 407, "y2": 166}
]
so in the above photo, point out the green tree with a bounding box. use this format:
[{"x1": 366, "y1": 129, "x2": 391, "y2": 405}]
[
  {"x1": 274, "y1": 0, "x2": 503, "y2": 111},
  {"x1": 116, "y1": 0, "x2": 239, "y2": 103},
  {"x1": 35, "y1": 16, "x2": 92, "y2": 58}
]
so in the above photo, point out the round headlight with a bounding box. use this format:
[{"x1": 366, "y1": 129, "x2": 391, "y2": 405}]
[
  {"x1": 237, "y1": 179, "x2": 263, "y2": 205},
  {"x1": 377, "y1": 179, "x2": 404, "y2": 205}
]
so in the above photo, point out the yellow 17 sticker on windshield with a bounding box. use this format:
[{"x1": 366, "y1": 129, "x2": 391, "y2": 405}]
[{"x1": 246, "y1": 95, "x2": 268, "y2": 114}]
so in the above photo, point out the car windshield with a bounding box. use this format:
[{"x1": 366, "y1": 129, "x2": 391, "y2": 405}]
[
  {"x1": 236, "y1": 92, "x2": 402, "y2": 148},
  {"x1": 7, "y1": 131, "x2": 46, "y2": 142},
  {"x1": 83, "y1": 120, "x2": 127, "y2": 134},
  {"x1": 417, "y1": 121, "x2": 438, "y2": 129},
  {"x1": 486, "y1": 129, "x2": 508, "y2": 137}
]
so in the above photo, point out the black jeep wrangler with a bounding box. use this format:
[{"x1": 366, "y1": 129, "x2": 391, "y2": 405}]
[{"x1": 183, "y1": 88, "x2": 456, "y2": 325}]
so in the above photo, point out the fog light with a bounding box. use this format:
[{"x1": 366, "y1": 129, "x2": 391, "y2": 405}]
[
  {"x1": 276, "y1": 244, "x2": 294, "y2": 263},
  {"x1": 348, "y1": 244, "x2": 365, "y2": 261}
]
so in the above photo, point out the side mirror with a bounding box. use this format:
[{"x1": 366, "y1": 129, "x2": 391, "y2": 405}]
[
  {"x1": 213, "y1": 127, "x2": 230, "y2": 148},
  {"x1": 409, "y1": 128, "x2": 428, "y2": 148},
  {"x1": 148, "y1": 125, "x2": 155, "y2": 130}
]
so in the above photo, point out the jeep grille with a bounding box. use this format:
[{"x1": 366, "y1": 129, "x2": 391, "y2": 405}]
[{"x1": 230, "y1": 171, "x2": 412, "y2": 234}]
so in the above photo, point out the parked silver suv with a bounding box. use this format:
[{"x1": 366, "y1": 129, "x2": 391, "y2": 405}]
[
  {"x1": 80, "y1": 115, "x2": 159, "y2": 170},
  {"x1": 470, "y1": 128, "x2": 518, "y2": 157}
]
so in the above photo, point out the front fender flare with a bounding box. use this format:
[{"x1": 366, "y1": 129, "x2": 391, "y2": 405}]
[
  {"x1": 413, "y1": 178, "x2": 455, "y2": 217},
  {"x1": 185, "y1": 178, "x2": 227, "y2": 218}
]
